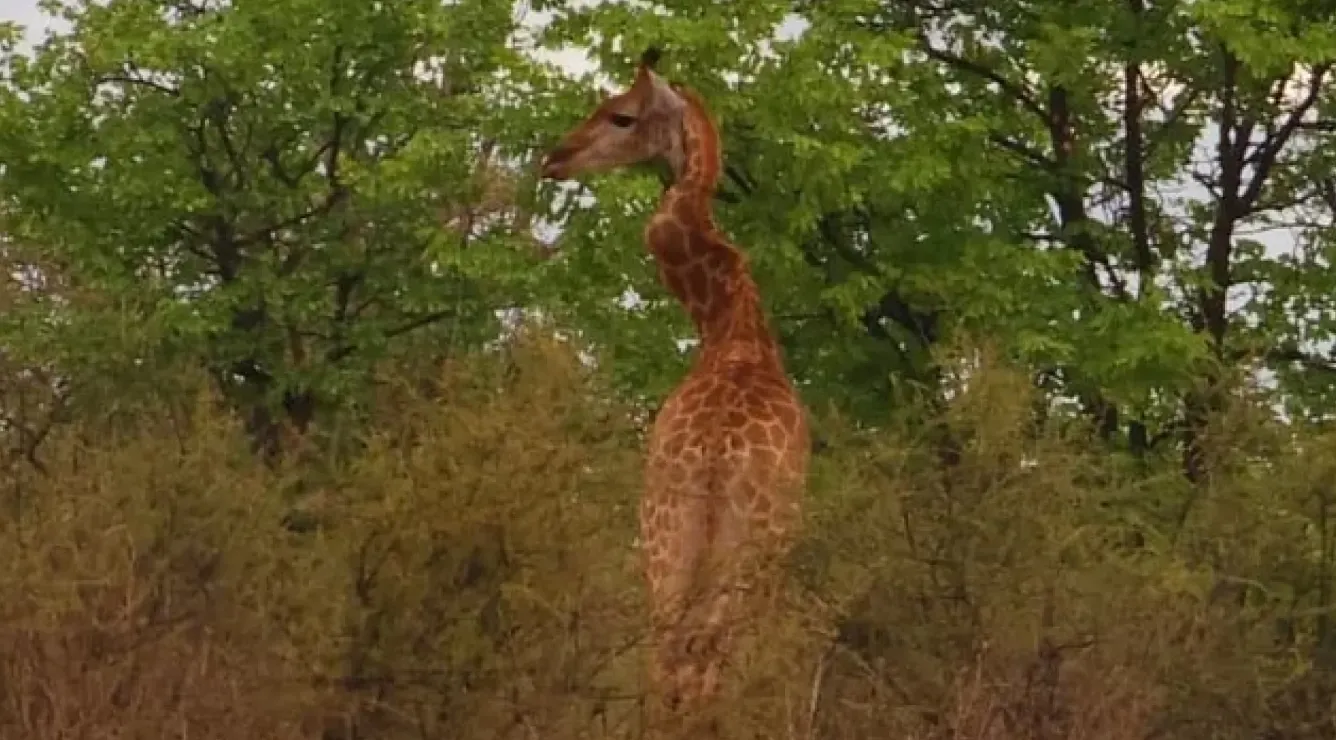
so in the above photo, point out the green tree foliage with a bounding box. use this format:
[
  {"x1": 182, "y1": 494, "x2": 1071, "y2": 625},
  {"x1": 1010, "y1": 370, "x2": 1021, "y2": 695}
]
[
  {"x1": 536, "y1": 0, "x2": 1336, "y2": 476},
  {"x1": 0, "y1": 0, "x2": 547, "y2": 456},
  {"x1": 0, "y1": 336, "x2": 1331, "y2": 739}
]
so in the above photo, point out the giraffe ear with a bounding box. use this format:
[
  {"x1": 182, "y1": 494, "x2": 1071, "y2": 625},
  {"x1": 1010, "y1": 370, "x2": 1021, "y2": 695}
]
[
  {"x1": 631, "y1": 52, "x2": 683, "y2": 117},
  {"x1": 643, "y1": 70, "x2": 685, "y2": 117}
]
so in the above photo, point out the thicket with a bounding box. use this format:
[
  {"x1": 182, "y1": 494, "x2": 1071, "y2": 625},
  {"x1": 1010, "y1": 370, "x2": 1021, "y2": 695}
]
[
  {"x1": 4, "y1": 1, "x2": 1336, "y2": 738},
  {"x1": 0, "y1": 334, "x2": 1331, "y2": 740}
]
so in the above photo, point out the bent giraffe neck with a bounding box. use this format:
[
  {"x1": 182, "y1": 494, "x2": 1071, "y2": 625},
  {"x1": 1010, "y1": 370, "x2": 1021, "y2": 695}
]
[
  {"x1": 647, "y1": 86, "x2": 781, "y2": 364},
  {"x1": 664, "y1": 84, "x2": 721, "y2": 196}
]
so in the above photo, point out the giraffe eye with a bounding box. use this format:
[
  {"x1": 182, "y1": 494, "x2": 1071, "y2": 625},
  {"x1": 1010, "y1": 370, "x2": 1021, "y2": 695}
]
[{"x1": 608, "y1": 113, "x2": 637, "y2": 128}]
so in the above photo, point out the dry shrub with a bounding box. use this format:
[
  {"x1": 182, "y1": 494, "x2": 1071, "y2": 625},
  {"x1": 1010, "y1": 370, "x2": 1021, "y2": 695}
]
[
  {"x1": 0, "y1": 331, "x2": 648, "y2": 740},
  {"x1": 0, "y1": 389, "x2": 327, "y2": 739},
  {"x1": 309, "y1": 331, "x2": 646, "y2": 739},
  {"x1": 794, "y1": 346, "x2": 1208, "y2": 740},
  {"x1": 1, "y1": 334, "x2": 1333, "y2": 740},
  {"x1": 1168, "y1": 387, "x2": 1336, "y2": 740}
]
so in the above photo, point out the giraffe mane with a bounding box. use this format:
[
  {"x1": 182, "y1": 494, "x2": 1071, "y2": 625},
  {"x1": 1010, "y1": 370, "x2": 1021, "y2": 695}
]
[{"x1": 665, "y1": 82, "x2": 723, "y2": 199}]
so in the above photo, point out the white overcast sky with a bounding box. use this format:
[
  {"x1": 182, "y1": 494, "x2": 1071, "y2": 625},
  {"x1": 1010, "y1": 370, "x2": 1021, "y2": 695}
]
[
  {"x1": 4, "y1": 0, "x2": 598, "y2": 69},
  {"x1": 7, "y1": 0, "x2": 61, "y2": 52}
]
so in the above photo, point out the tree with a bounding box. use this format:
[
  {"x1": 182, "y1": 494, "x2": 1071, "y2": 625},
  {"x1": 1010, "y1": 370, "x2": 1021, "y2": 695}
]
[
  {"x1": 0, "y1": 0, "x2": 545, "y2": 460},
  {"x1": 535, "y1": 0, "x2": 1336, "y2": 480},
  {"x1": 531, "y1": 0, "x2": 1336, "y2": 692}
]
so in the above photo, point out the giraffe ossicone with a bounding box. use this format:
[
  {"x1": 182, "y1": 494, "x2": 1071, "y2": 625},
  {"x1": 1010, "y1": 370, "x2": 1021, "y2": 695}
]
[{"x1": 540, "y1": 47, "x2": 810, "y2": 737}]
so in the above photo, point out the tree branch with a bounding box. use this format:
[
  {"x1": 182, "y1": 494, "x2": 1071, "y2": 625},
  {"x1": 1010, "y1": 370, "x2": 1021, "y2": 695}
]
[
  {"x1": 917, "y1": 37, "x2": 1048, "y2": 120},
  {"x1": 1240, "y1": 64, "x2": 1330, "y2": 209}
]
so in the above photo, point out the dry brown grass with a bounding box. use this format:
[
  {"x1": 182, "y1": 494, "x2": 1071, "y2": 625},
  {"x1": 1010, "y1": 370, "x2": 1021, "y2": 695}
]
[{"x1": 0, "y1": 334, "x2": 1332, "y2": 739}]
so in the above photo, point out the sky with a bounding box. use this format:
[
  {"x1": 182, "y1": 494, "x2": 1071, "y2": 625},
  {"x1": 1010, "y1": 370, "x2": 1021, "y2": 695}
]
[
  {"x1": 3, "y1": 0, "x2": 589, "y2": 67},
  {"x1": 7, "y1": 0, "x2": 63, "y2": 54}
]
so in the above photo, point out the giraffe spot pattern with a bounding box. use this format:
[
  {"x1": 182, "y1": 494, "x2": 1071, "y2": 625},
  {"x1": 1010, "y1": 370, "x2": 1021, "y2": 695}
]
[{"x1": 541, "y1": 60, "x2": 808, "y2": 727}]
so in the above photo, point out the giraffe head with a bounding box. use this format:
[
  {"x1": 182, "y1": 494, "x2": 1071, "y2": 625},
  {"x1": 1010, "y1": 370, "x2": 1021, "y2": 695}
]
[{"x1": 539, "y1": 47, "x2": 688, "y2": 181}]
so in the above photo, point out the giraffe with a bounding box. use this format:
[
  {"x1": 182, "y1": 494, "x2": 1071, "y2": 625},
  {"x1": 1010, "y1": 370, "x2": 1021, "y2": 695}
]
[{"x1": 539, "y1": 48, "x2": 810, "y2": 736}]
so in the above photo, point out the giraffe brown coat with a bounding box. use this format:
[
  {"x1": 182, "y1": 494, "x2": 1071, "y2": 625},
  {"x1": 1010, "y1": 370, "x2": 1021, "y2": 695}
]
[{"x1": 540, "y1": 48, "x2": 810, "y2": 736}]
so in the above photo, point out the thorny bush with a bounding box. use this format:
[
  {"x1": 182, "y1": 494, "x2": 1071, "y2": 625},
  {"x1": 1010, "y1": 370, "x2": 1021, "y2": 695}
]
[{"x1": 0, "y1": 335, "x2": 1332, "y2": 739}]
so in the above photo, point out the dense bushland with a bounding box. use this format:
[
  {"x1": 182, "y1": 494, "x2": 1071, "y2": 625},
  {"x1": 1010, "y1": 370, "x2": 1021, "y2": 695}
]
[
  {"x1": 5, "y1": 1, "x2": 1336, "y2": 738},
  {"x1": 0, "y1": 335, "x2": 1331, "y2": 740}
]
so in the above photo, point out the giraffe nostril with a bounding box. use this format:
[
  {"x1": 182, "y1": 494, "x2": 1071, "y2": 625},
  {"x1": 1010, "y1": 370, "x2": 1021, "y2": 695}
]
[
  {"x1": 659, "y1": 682, "x2": 684, "y2": 713},
  {"x1": 685, "y1": 633, "x2": 716, "y2": 657},
  {"x1": 540, "y1": 147, "x2": 573, "y2": 179}
]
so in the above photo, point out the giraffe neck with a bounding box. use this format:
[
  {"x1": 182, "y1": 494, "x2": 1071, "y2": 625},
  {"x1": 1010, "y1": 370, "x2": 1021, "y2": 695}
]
[
  {"x1": 663, "y1": 84, "x2": 721, "y2": 195},
  {"x1": 647, "y1": 86, "x2": 781, "y2": 365}
]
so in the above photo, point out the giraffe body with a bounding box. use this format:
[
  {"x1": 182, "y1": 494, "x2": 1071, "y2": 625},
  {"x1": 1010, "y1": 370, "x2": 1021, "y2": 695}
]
[{"x1": 540, "y1": 49, "x2": 809, "y2": 735}]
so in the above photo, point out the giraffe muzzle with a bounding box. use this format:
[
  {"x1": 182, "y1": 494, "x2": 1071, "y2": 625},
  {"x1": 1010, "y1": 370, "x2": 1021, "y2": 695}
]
[{"x1": 539, "y1": 148, "x2": 574, "y2": 180}]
